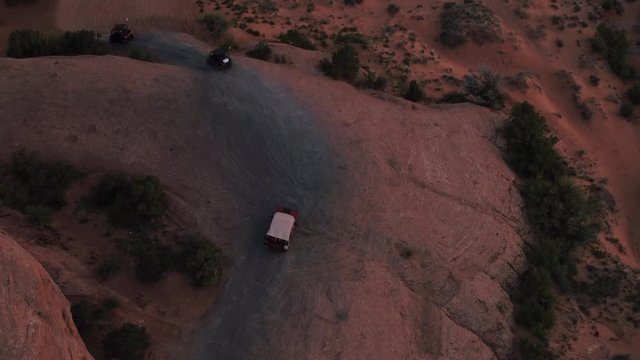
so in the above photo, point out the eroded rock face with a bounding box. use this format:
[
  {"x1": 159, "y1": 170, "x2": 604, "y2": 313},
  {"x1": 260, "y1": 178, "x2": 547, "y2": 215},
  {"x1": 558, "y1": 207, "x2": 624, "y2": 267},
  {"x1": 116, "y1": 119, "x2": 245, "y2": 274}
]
[{"x1": 0, "y1": 230, "x2": 93, "y2": 360}]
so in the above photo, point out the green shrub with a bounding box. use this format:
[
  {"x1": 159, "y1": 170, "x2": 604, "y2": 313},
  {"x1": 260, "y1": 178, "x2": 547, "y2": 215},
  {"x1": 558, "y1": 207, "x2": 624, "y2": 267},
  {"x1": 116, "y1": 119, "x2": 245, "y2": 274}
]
[
  {"x1": 176, "y1": 235, "x2": 222, "y2": 287},
  {"x1": 602, "y1": 0, "x2": 625, "y2": 14},
  {"x1": 128, "y1": 49, "x2": 156, "y2": 62},
  {"x1": 403, "y1": 80, "x2": 425, "y2": 102},
  {"x1": 620, "y1": 100, "x2": 634, "y2": 118},
  {"x1": 201, "y1": 14, "x2": 229, "y2": 39},
  {"x1": 277, "y1": 29, "x2": 316, "y2": 50},
  {"x1": 6, "y1": 30, "x2": 57, "y2": 58},
  {"x1": 626, "y1": 83, "x2": 640, "y2": 105},
  {"x1": 246, "y1": 41, "x2": 272, "y2": 60},
  {"x1": 360, "y1": 72, "x2": 387, "y2": 90},
  {"x1": 440, "y1": 91, "x2": 469, "y2": 104},
  {"x1": 6, "y1": 30, "x2": 107, "y2": 58},
  {"x1": 520, "y1": 177, "x2": 599, "y2": 251},
  {"x1": 464, "y1": 69, "x2": 504, "y2": 110},
  {"x1": 439, "y1": 0, "x2": 502, "y2": 48},
  {"x1": 518, "y1": 335, "x2": 552, "y2": 360},
  {"x1": 57, "y1": 30, "x2": 108, "y2": 55},
  {"x1": 591, "y1": 23, "x2": 636, "y2": 80},
  {"x1": 3, "y1": 150, "x2": 80, "y2": 213},
  {"x1": 501, "y1": 102, "x2": 566, "y2": 180},
  {"x1": 88, "y1": 174, "x2": 168, "y2": 229},
  {"x1": 71, "y1": 299, "x2": 117, "y2": 336},
  {"x1": 4, "y1": 0, "x2": 36, "y2": 7},
  {"x1": 25, "y1": 205, "x2": 52, "y2": 225},
  {"x1": 95, "y1": 254, "x2": 123, "y2": 282},
  {"x1": 320, "y1": 45, "x2": 360, "y2": 81},
  {"x1": 123, "y1": 232, "x2": 173, "y2": 283},
  {"x1": 387, "y1": 4, "x2": 400, "y2": 16},
  {"x1": 102, "y1": 323, "x2": 150, "y2": 360}
]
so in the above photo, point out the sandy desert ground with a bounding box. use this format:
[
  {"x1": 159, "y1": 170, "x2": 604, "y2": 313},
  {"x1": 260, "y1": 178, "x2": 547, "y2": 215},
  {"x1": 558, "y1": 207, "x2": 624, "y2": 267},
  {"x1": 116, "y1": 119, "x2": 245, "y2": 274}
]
[{"x1": 1, "y1": 0, "x2": 640, "y2": 359}]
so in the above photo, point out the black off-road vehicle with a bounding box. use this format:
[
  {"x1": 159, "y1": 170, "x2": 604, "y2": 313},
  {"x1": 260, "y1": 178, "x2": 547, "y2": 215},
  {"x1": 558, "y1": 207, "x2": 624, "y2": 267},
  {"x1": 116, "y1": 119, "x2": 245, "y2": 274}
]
[
  {"x1": 109, "y1": 24, "x2": 134, "y2": 43},
  {"x1": 207, "y1": 47, "x2": 232, "y2": 70}
]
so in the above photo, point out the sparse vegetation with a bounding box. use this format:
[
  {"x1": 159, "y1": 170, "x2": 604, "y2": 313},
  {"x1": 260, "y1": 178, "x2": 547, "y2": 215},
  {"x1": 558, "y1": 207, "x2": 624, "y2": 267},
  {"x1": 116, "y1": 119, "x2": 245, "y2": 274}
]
[
  {"x1": 0, "y1": 150, "x2": 80, "y2": 223},
  {"x1": 102, "y1": 323, "x2": 150, "y2": 360},
  {"x1": 439, "y1": 0, "x2": 502, "y2": 48},
  {"x1": 626, "y1": 83, "x2": 640, "y2": 105},
  {"x1": 95, "y1": 254, "x2": 123, "y2": 282},
  {"x1": 440, "y1": 91, "x2": 469, "y2": 104},
  {"x1": 601, "y1": 0, "x2": 625, "y2": 14},
  {"x1": 319, "y1": 45, "x2": 360, "y2": 81},
  {"x1": 246, "y1": 41, "x2": 272, "y2": 60},
  {"x1": 403, "y1": 80, "x2": 425, "y2": 102},
  {"x1": 87, "y1": 174, "x2": 168, "y2": 229},
  {"x1": 71, "y1": 299, "x2": 118, "y2": 336},
  {"x1": 176, "y1": 234, "x2": 223, "y2": 287},
  {"x1": 121, "y1": 231, "x2": 173, "y2": 283},
  {"x1": 387, "y1": 3, "x2": 400, "y2": 16},
  {"x1": 591, "y1": 23, "x2": 636, "y2": 80},
  {"x1": 277, "y1": 29, "x2": 316, "y2": 50},
  {"x1": 7, "y1": 30, "x2": 108, "y2": 58},
  {"x1": 464, "y1": 69, "x2": 504, "y2": 110},
  {"x1": 620, "y1": 100, "x2": 634, "y2": 118},
  {"x1": 200, "y1": 14, "x2": 229, "y2": 39},
  {"x1": 502, "y1": 102, "x2": 602, "y2": 358},
  {"x1": 128, "y1": 49, "x2": 156, "y2": 62}
]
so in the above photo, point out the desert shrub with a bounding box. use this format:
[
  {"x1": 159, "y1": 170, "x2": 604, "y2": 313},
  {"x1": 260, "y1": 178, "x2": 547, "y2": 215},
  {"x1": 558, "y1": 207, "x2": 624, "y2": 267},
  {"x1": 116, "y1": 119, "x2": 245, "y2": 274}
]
[
  {"x1": 503, "y1": 102, "x2": 604, "y2": 352},
  {"x1": 334, "y1": 30, "x2": 368, "y2": 47},
  {"x1": 439, "y1": 0, "x2": 502, "y2": 48},
  {"x1": 464, "y1": 69, "x2": 504, "y2": 109},
  {"x1": 25, "y1": 205, "x2": 52, "y2": 225},
  {"x1": 403, "y1": 80, "x2": 425, "y2": 102},
  {"x1": 387, "y1": 3, "x2": 400, "y2": 15},
  {"x1": 71, "y1": 299, "x2": 118, "y2": 336},
  {"x1": 1, "y1": 150, "x2": 80, "y2": 219},
  {"x1": 277, "y1": 29, "x2": 316, "y2": 50},
  {"x1": 602, "y1": 0, "x2": 624, "y2": 14},
  {"x1": 102, "y1": 323, "x2": 150, "y2": 360},
  {"x1": 555, "y1": 39, "x2": 564, "y2": 48},
  {"x1": 343, "y1": 0, "x2": 362, "y2": 5},
  {"x1": 518, "y1": 335, "x2": 552, "y2": 360},
  {"x1": 58, "y1": 30, "x2": 108, "y2": 55},
  {"x1": 589, "y1": 74, "x2": 600, "y2": 86},
  {"x1": 123, "y1": 232, "x2": 173, "y2": 283},
  {"x1": 611, "y1": 355, "x2": 631, "y2": 360},
  {"x1": 440, "y1": 91, "x2": 469, "y2": 104},
  {"x1": 246, "y1": 41, "x2": 272, "y2": 60},
  {"x1": 516, "y1": 267, "x2": 555, "y2": 338},
  {"x1": 626, "y1": 83, "x2": 640, "y2": 105},
  {"x1": 591, "y1": 23, "x2": 636, "y2": 80},
  {"x1": 201, "y1": 14, "x2": 229, "y2": 39},
  {"x1": 176, "y1": 235, "x2": 222, "y2": 287},
  {"x1": 320, "y1": 45, "x2": 360, "y2": 81},
  {"x1": 6, "y1": 30, "x2": 59, "y2": 58},
  {"x1": 579, "y1": 267, "x2": 623, "y2": 304},
  {"x1": 6, "y1": 30, "x2": 107, "y2": 58},
  {"x1": 128, "y1": 49, "x2": 156, "y2": 62},
  {"x1": 4, "y1": 0, "x2": 36, "y2": 6},
  {"x1": 95, "y1": 254, "x2": 123, "y2": 282},
  {"x1": 88, "y1": 174, "x2": 168, "y2": 229},
  {"x1": 360, "y1": 72, "x2": 387, "y2": 90},
  {"x1": 620, "y1": 100, "x2": 634, "y2": 118},
  {"x1": 520, "y1": 177, "x2": 600, "y2": 251},
  {"x1": 501, "y1": 102, "x2": 566, "y2": 180},
  {"x1": 245, "y1": 28, "x2": 261, "y2": 37}
]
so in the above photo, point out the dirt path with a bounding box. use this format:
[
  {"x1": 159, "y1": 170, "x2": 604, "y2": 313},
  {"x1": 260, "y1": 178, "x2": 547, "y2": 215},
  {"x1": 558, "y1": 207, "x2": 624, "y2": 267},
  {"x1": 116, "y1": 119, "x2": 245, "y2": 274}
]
[{"x1": 1, "y1": 33, "x2": 341, "y2": 359}]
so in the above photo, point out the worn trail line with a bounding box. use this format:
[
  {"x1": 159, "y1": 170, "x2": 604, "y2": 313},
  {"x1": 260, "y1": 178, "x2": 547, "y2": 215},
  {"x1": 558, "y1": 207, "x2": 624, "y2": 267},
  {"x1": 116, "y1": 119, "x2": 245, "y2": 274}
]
[{"x1": 132, "y1": 33, "x2": 340, "y2": 359}]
